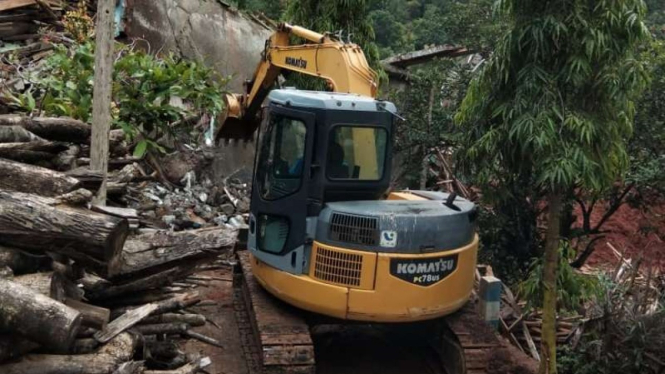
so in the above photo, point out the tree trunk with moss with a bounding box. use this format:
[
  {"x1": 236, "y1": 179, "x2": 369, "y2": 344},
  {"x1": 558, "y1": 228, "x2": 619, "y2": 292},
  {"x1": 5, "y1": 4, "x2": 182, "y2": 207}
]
[{"x1": 540, "y1": 192, "x2": 562, "y2": 374}]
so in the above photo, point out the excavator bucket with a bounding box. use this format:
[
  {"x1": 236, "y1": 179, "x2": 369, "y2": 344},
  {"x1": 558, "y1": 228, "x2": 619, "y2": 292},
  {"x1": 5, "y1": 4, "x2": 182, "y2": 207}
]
[{"x1": 215, "y1": 116, "x2": 258, "y2": 142}]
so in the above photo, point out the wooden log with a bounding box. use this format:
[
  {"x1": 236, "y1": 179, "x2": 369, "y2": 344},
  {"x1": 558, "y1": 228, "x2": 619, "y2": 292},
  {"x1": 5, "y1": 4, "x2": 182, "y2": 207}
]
[
  {"x1": 120, "y1": 227, "x2": 237, "y2": 275},
  {"x1": 12, "y1": 271, "x2": 65, "y2": 301},
  {"x1": 78, "y1": 271, "x2": 112, "y2": 293},
  {"x1": 0, "y1": 115, "x2": 91, "y2": 143},
  {"x1": 54, "y1": 188, "x2": 94, "y2": 206},
  {"x1": 0, "y1": 158, "x2": 80, "y2": 196},
  {"x1": 0, "y1": 190, "x2": 129, "y2": 276},
  {"x1": 0, "y1": 279, "x2": 81, "y2": 352},
  {"x1": 0, "y1": 332, "x2": 138, "y2": 374},
  {"x1": 133, "y1": 322, "x2": 188, "y2": 336},
  {"x1": 0, "y1": 335, "x2": 39, "y2": 363},
  {"x1": 93, "y1": 205, "x2": 139, "y2": 219},
  {"x1": 140, "y1": 313, "x2": 206, "y2": 327},
  {"x1": 0, "y1": 245, "x2": 50, "y2": 274},
  {"x1": 0, "y1": 141, "x2": 67, "y2": 163},
  {"x1": 0, "y1": 125, "x2": 44, "y2": 142},
  {"x1": 65, "y1": 299, "x2": 111, "y2": 328},
  {"x1": 113, "y1": 361, "x2": 145, "y2": 374}
]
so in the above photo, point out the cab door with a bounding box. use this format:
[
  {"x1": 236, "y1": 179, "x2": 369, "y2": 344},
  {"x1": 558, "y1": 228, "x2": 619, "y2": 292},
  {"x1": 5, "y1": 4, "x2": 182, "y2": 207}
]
[{"x1": 248, "y1": 105, "x2": 315, "y2": 267}]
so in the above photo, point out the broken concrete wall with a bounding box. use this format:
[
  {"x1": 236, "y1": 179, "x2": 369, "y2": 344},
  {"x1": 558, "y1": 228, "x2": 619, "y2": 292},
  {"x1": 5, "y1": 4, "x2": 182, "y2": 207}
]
[
  {"x1": 124, "y1": 0, "x2": 271, "y2": 183},
  {"x1": 124, "y1": 0, "x2": 273, "y2": 92}
]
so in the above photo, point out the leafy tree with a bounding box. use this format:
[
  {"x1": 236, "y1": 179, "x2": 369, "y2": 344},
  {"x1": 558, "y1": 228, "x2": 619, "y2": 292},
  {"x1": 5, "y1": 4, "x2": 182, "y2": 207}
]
[
  {"x1": 369, "y1": 9, "x2": 413, "y2": 58},
  {"x1": 235, "y1": 0, "x2": 286, "y2": 20},
  {"x1": 456, "y1": 1, "x2": 650, "y2": 373}
]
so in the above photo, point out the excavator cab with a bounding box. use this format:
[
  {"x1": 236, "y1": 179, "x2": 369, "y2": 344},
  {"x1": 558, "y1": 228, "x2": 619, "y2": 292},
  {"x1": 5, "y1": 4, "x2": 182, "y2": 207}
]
[{"x1": 248, "y1": 89, "x2": 395, "y2": 274}]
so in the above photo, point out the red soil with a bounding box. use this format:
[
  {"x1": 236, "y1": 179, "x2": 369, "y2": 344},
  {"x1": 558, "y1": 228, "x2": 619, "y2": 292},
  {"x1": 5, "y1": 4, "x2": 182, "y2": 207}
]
[{"x1": 572, "y1": 197, "x2": 665, "y2": 270}]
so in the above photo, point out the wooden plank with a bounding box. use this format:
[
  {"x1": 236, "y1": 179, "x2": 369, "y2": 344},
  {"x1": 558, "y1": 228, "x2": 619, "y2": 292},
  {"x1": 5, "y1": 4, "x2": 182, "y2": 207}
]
[
  {"x1": 0, "y1": 0, "x2": 36, "y2": 12},
  {"x1": 94, "y1": 303, "x2": 158, "y2": 343},
  {"x1": 90, "y1": 0, "x2": 116, "y2": 204}
]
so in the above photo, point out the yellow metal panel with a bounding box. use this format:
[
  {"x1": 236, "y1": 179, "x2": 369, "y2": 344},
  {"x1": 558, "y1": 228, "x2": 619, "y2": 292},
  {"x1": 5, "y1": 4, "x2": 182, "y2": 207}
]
[
  {"x1": 347, "y1": 235, "x2": 479, "y2": 322},
  {"x1": 250, "y1": 254, "x2": 349, "y2": 319},
  {"x1": 350, "y1": 128, "x2": 379, "y2": 179},
  {"x1": 311, "y1": 242, "x2": 377, "y2": 290},
  {"x1": 250, "y1": 235, "x2": 479, "y2": 323}
]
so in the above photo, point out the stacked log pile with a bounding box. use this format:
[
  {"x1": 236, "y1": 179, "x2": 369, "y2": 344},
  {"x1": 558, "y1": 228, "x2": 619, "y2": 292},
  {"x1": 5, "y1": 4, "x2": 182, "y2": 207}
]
[
  {"x1": 0, "y1": 112, "x2": 244, "y2": 374},
  {"x1": 0, "y1": 202, "x2": 236, "y2": 374}
]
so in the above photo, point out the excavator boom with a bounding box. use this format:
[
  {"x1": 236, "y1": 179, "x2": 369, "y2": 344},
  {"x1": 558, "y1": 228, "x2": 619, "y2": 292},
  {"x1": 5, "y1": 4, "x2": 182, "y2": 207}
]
[{"x1": 216, "y1": 23, "x2": 378, "y2": 139}]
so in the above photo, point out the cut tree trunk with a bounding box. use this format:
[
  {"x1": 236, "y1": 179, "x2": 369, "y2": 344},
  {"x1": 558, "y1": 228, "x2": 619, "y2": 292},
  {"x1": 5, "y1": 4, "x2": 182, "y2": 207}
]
[
  {"x1": 0, "y1": 158, "x2": 80, "y2": 196},
  {"x1": 120, "y1": 227, "x2": 237, "y2": 275},
  {"x1": 0, "y1": 141, "x2": 68, "y2": 163},
  {"x1": 0, "y1": 190, "x2": 129, "y2": 276},
  {"x1": 65, "y1": 299, "x2": 111, "y2": 328},
  {"x1": 0, "y1": 125, "x2": 44, "y2": 142},
  {"x1": 0, "y1": 279, "x2": 81, "y2": 352},
  {"x1": 540, "y1": 192, "x2": 562, "y2": 374},
  {"x1": 0, "y1": 332, "x2": 138, "y2": 374},
  {"x1": 12, "y1": 271, "x2": 66, "y2": 301},
  {"x1": 0, "y1": 115, "x2": 91, "y2": 143}
]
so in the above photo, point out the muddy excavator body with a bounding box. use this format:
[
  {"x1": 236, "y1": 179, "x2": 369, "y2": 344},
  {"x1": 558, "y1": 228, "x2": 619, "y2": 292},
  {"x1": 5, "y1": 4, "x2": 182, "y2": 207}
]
[
  {"x1": 218, "y1": 24, "x2": 498, "y2": 374},
  {"x1": 247, "y1": 89, "x2": 479, "y2": 323}
]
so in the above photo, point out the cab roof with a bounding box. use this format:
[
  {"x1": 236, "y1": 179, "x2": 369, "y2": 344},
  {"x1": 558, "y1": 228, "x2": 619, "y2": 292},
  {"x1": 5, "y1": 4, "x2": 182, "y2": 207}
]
[{"x1": 268, "y1": 89, "x2": 397, "y2": 113}]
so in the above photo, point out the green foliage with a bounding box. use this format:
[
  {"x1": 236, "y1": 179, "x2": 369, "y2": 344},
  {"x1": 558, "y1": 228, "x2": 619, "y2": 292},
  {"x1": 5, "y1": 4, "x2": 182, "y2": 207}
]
[
  {"x1": 457, "y1": 0, "x2": 651, "y2": 196},
  {"x1": 519, "y1": 242, "x2": 599, "y2": 312},
  {"x1": 629, "y1": 38, "x2": 665, "y2": 193},
  {"x1": 11, "y1": 42, "x2": 226, "y2": 155},
  {"x1": 390, "y1": 59, "x2": 474, "y2": 186},
  {"x1": 235, "y1": 0, "x2": 286, "y2": 20},
  {"x1": 369, "y1": 0, "x2": 506, "y2": 56},
  {"x1": 558, "y1": 277, "x2": 665, "y2": 374}
]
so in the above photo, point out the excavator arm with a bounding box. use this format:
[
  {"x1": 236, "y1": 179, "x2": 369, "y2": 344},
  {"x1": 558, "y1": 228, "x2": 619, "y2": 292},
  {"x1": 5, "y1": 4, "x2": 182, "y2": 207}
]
[{"x1": 216, "y1": 23, "x2": 378, "y2": 139}]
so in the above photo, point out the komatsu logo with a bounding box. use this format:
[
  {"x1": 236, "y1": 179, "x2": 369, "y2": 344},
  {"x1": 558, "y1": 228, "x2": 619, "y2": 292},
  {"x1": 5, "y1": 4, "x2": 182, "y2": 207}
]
[
  {"x1": 390, "y1": 255, "x2": 458, "y2": 287},
  {"x1": 285, "y1": 57, "x2": 307, "y2": 69},
  {"x1": 396, "y1": 258, "x2": 455, "y2": 275}
]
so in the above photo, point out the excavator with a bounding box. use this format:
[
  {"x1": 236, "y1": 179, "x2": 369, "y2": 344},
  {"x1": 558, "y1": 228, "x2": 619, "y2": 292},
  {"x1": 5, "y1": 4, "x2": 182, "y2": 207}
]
[{"x1": 217, "y1": 23, "x2": 499, "y2": 374}]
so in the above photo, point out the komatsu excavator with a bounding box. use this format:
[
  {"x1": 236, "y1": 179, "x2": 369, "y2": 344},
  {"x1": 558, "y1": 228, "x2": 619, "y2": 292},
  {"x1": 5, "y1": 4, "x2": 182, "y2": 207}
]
[{"x1": 219, "y1": 23, "x2": 498, "y2": 374}]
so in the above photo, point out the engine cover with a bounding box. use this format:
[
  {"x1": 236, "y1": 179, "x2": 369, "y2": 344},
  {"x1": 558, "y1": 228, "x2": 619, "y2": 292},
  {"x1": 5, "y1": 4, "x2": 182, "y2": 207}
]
[{"x1": 315, "y1": 192, "x2": 477, "y2": 254}]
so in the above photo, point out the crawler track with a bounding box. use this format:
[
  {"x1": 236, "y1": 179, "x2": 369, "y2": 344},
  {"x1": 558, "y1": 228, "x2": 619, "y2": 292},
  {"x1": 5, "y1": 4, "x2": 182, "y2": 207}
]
[
  {"x1": 235, "y1": 250, "x2": 499, "y2": 374},
  {"x1": 235, "y1": 251, "x2": 315, "y2": 374}
]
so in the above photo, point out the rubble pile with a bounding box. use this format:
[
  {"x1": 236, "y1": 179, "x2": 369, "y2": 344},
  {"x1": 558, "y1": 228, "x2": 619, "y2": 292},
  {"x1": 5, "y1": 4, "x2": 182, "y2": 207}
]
[
  {"x1": 0, "y1": 4, "x2": 249, "y2": 374},
  {"x1": 127, "y1": 172, "x2": 251, "y2": 232}
]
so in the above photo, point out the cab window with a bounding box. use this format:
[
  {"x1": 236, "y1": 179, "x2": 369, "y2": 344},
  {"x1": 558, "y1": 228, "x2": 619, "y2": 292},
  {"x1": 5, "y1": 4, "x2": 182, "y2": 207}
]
[
  {"x1": 327, "y1": 126, "x2": 387, "y2": 180},
  {"x1": 257, "y1": 115, "x2": 307, "y2": 200}
]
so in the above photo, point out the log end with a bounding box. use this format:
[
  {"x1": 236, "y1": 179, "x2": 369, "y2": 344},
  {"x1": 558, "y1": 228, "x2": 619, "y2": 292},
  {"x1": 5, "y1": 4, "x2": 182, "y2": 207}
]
[{"x1": 105, "y1": 219, "x2": 130, "y2": 278}]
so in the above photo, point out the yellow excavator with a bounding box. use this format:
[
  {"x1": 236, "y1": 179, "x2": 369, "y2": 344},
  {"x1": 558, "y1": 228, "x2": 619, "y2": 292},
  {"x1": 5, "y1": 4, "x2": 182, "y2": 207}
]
[{"x1": 218, "y1": 23, "x2": 498, "y2": 374}]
